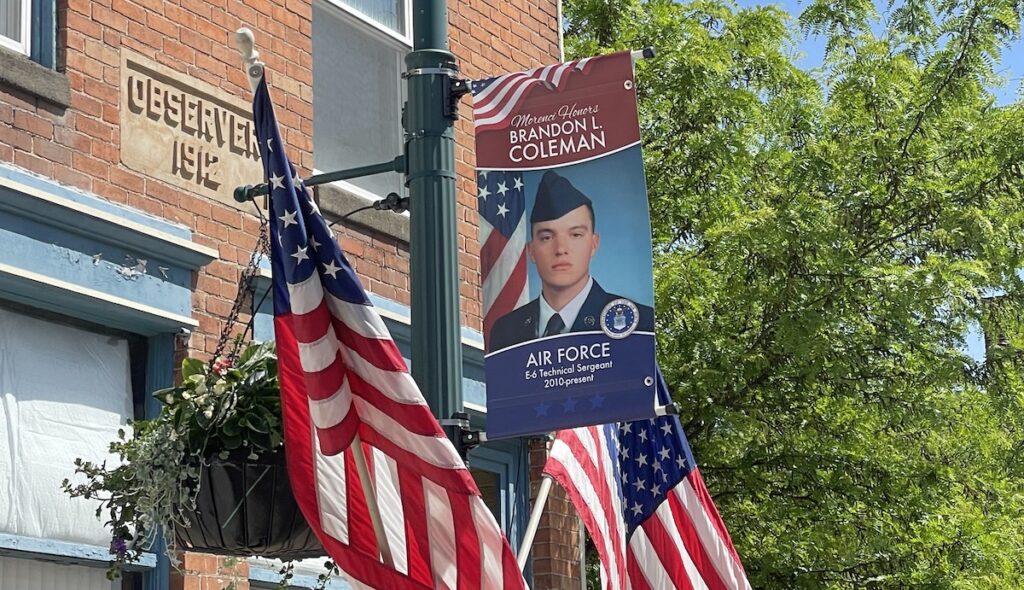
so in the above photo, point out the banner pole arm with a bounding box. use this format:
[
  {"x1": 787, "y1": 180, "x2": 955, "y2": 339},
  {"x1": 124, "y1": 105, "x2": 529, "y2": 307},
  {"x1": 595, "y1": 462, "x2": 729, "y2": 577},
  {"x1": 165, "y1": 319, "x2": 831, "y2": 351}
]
[
  {"x1": 517, "y1": 474, "x2": 555, "y2": 571},
  {"x1": 352, "y1": 433, "x2": 396, "y2": 568},
  {"x1": 630, "y1": 47, "x2": 656, "y2": 64}
]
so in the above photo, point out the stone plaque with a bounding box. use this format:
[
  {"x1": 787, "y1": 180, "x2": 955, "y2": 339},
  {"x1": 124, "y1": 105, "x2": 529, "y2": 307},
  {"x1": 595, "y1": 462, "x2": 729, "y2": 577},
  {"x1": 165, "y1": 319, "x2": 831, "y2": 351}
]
[{"x1": 120, "y1": 49, "x2": 263, "y2": 209}]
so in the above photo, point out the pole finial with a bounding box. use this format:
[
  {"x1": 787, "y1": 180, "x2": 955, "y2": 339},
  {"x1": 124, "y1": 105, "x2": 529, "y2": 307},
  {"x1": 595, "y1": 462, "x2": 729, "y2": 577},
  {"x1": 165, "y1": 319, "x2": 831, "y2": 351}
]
[{"x1": 235, "y1": 27, "x2": 264, "y2": 93}]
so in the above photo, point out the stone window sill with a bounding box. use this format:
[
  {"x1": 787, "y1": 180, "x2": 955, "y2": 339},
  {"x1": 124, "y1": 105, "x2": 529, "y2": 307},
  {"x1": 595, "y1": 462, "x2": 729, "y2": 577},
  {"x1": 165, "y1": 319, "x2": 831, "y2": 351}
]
[
  {"x1": 0, "y1": 47, "x2": 70, "y2": 108},
  {"x1": 317, "y1": 181, "x2": 410, "y2": 244}
]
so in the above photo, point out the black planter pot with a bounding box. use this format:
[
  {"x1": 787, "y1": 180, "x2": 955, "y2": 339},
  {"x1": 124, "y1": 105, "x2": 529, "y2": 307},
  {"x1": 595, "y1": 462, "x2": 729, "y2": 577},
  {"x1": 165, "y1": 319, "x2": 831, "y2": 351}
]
[{"x1": 176, "y1": 448, "x2": 324, "y2": 560}]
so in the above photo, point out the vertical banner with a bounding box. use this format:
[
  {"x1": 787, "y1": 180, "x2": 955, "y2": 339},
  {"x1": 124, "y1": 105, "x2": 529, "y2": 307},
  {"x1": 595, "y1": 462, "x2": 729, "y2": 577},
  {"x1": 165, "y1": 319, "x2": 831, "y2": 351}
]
[{"x1": 473, "y1": 51, "x2": 657, "y2": 439}]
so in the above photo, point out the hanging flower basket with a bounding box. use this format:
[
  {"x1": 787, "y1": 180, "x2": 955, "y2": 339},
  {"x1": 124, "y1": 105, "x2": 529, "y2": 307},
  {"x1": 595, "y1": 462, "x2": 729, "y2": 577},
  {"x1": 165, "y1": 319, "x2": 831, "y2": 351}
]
[
  {"x1": 63, "y1": 340, "x2": 324, "y2": 579},
  {"x1": 176, "y1": 448, "x2": 322, "y2": 559}
]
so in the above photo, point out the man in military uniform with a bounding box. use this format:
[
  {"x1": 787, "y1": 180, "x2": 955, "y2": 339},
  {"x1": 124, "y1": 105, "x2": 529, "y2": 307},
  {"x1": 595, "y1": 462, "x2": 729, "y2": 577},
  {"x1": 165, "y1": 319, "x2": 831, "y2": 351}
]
[{"x1": 489, "y1": 170, "x2": 654, "y2": 352}]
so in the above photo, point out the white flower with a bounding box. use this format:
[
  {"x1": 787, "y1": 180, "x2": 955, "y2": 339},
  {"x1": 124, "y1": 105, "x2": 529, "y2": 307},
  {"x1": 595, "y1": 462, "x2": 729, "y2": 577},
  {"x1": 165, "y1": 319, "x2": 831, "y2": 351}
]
[
  {"x1": 213, "y1": 380, "x2": 227, "y2": 395},
  {"x1": 181, "y1": 392, "x2": 191, "y2": 400},
  {"x1": 166, "y1": 394, "x2": 174, "y2": 404},
  {"x1": 203, "y1": 409, "x2": 213, "y2": 419},
  {"x1": 194, "y1": 383, "x2": 207, "y2": 395}
]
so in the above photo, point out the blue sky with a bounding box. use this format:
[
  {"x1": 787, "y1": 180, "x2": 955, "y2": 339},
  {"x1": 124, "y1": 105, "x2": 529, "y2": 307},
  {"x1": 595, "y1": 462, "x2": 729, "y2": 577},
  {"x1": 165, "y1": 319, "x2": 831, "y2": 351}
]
[
  {"x1": 734, "y1": 0, "x2": 1024, "y2": 106},
  {"x1": 733, "y1": 0, "x2": 1015, "y2": 361}
]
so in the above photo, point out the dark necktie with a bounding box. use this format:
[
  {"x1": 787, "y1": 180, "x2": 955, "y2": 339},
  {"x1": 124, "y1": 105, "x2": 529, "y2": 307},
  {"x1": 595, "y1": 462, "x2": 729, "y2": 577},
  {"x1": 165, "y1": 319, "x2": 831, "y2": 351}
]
[{"x1": 544, "y1": 313, "x2": 565, "y2": 337}]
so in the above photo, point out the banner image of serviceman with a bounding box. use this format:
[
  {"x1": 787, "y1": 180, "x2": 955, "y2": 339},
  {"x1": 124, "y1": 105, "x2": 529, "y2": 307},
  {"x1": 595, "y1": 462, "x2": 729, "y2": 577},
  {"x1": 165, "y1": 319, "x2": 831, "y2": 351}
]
[{"x1": 472, "y1": 51, "x2": 657, "y2": 439}]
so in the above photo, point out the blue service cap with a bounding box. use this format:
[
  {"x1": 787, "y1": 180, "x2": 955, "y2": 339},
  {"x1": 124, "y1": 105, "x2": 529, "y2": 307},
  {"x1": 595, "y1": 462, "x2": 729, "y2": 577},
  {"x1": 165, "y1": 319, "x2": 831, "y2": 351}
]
[{"x1": 530, "y1": 170, "x2": 593, "y2": 224}]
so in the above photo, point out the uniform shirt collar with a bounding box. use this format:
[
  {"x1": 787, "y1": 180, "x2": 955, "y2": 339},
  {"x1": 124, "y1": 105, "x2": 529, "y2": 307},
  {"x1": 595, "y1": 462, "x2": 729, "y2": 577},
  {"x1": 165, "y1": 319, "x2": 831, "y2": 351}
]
[{"x1": 538, "y1": 276, "x2": 594, "y2": 337}]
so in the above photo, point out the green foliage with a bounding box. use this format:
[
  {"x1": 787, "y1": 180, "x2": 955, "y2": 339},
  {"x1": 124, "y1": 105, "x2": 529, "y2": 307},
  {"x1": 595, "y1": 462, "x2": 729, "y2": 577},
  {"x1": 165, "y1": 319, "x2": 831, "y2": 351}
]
[
  {"x1": 565, "y1": 0, "x2": 1024, "y2": 587},
  {"x1": 62, "y1": 341, "x2": 283, "y2": 579}
]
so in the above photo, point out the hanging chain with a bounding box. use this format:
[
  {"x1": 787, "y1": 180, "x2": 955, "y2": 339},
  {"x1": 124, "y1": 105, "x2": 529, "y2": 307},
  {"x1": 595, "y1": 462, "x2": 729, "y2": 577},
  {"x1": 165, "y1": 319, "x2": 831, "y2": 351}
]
[{"x1": 211, "y1": 222, "x2": 272, "y2": 364}]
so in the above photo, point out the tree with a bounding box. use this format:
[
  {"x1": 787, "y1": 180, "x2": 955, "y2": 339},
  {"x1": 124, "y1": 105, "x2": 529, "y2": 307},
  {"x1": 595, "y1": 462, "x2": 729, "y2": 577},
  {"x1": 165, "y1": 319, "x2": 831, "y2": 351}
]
[{"x1": 564, "y1": 0, "x2": 1024, "y2": 587}]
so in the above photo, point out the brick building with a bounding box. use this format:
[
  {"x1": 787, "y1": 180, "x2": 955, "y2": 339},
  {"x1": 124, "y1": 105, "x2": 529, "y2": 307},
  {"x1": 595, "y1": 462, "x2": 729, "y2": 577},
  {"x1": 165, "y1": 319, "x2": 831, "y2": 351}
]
[{"x1": 0, "y1": 0, "x2": 584, "y2": 588}]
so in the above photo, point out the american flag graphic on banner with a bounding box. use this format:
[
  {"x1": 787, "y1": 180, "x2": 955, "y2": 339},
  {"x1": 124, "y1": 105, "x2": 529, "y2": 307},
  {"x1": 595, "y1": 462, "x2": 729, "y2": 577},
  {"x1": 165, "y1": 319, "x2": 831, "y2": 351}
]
[
  {"x1": 471, "y1": 58, "x2": 593, "y2": 132},
  {"x1": 254, "y1": 76, "x2": 528, "y2": 590},
  {"x1": 476, "y1": 170, "x2": 528, "y2": 347},
  {"x1": 543, "y1": 369, "x2": 750, "y2": 590}
]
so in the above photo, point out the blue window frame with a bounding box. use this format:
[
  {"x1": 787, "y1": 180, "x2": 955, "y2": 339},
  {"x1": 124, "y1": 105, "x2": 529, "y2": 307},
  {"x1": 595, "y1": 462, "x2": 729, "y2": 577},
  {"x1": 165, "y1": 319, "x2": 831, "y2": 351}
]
[{"x1": 0, "y1": 0, "x2": 55, "y2": 68}]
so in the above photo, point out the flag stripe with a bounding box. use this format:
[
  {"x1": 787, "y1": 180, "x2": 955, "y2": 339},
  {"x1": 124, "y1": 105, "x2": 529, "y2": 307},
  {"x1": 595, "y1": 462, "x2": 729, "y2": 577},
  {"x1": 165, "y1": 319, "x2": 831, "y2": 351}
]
[
  {"x1": 425, "y1": 479, "x2": 459, "y2": 590},
  {"x1": 663, "y1": 488, "x2": 728, "y2": 590},
  {"x1": 641, "y1": 501, "x2": 701, "y2": 590},
  {"x1": 625, "y1": 550, "x2": 653, "y2": 590},
  {"x1": 260, "y1": 73, "x2": 527, "y2": 590},
  {"x1": 542, "y1": 367, "x2": 749, "y2": 590},
  {"x1": 628, "y1": 528, "x2": 677, "y2": 590},
  {"x1": 452, "y1": 492, "x2": 483, "y2": 590},
  {"x1": 678, "y1": 475, "x2": 751, "y2": 590},
  {"x1": 554, "y1": 428, "x2": 626, "y2": 587},
  {"x1": 374, "y1": 448, "x2": 410, "y2": 575}
]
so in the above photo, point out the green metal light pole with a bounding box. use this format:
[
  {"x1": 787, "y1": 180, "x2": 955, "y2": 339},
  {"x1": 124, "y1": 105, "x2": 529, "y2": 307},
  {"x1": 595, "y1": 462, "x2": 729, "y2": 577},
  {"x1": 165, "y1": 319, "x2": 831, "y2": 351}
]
[{"x1": 405, "y1": 0, "x2": 463, "y2": 428}]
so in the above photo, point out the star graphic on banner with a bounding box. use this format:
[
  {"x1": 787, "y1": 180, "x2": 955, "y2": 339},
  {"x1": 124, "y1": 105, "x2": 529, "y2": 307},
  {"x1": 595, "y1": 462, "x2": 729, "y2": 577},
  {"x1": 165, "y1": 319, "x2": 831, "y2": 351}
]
[
  {"x1": 638, "y1": 429, "x2": 648, "y2": 443},
  {"x1": 270, "y1": 172, "x2": 285, "y2": 190},
  {"x1": 291, "y1": 245, "x2": 310, "y2": 264},
  {"x1": 632, "y1": 478, "x2": 646, "y2": 492},
  {"x1": 589, "y1": 394, "x2": 605, "y2": 408},
  {"x1": 293, "y1": 172, "x2": 302, "y2": 185},
  {"x1": 535, "y1": 401, "x2": 550, "y2": 416},
  {"x1": 620, "y1": 423, "x2": 632, "y2": 434},
  {"x1": 636, "y1": 452, "x2": 648, "y2": 467},
  {"x1": 308, "y1": 196, "x2": 322, "y2": 215},
  {"x1": 267, "y1": 138, "x2": 274, "y2": 152},
  {"x1": 496, "y1": 202, "x2": 509, "y2": 217},
  {"x1": 561, "y1": 397, "x2": 578, "y2": 413},
  {"x1": 513, "y1": 176, "x2": 524, "y2": 191},
  {"x1": 497, "y1": 181, "x2": 508, "y2": 196},
  {"x1": 631, "y1": 502, "x2": 643, "y2": 516},
  {"x1": 478, "y1": 171, "x2": 488, "y2": 181},
  {"x1": 309, "y1": 235, "x2": 322, "y2": 250},
  {"x1": 659, "y1": 446, "x2": 672, "y2": 461},
  {"x1": 677, "y1": 456, "x2": 687, "y2": 470},
  {"x1": 661, "y1": 423, "x2": 673, "y2": 436},
  {"x1": 322, "y1": 260, "x2": 341, "y2": 278},
  {"x1": 651, "y1": 483, "x2": 662, "y2": 496},
  {"x1": 653, "y1": 459, "x2": 662, "y2": 473},
  {"x1": 279, "y1": 209, "x2": 298, "y2": 228},
  {"x1": 478, "y1": 184, "x2": 491, "y2": 201}
]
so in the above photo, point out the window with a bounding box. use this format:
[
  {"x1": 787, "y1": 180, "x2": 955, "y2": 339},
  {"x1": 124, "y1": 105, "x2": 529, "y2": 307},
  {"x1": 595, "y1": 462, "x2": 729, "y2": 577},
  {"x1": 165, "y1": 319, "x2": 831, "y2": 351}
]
[
  {"x1": 0, "y1": 0, "x2": 56, "y2": 68},
  {"x1": 312, "y1": 0, "x2": 409, "y2": 199},
  {"x1": 0, "y1": 0, "x2": 30, "y2": 55},
  {"x1": 0, "y1": 305, "x2": 136, "y2": 589}
]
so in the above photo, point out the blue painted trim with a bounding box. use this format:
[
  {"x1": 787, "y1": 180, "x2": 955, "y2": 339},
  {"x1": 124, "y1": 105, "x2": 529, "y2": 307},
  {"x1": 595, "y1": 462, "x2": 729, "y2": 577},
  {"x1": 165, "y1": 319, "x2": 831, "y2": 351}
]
[
  {"x1": 0, "y1": 165, "x2": 193, "y2": 241},
  {"x1": 469, "y1": 438, "x2": 530, "y2": 549},
  {"x1": 0, "y1": 171, "x2": 215, "y2": 269},
  {"x1": 0, "y1": 166, "x2": 216, "y2": 335},
  {"x1": 143, "y1": 334, "x2": 174, "y2": 590},
  {"x1": 249, "y1": 564, "x2": 352, "y2": 589},
  {"x1": 0, "y1": 533, "x2": 156, "y2": 570},
  {"x1": 30, "y1": 0, "x2": 55, "y2": 69}
]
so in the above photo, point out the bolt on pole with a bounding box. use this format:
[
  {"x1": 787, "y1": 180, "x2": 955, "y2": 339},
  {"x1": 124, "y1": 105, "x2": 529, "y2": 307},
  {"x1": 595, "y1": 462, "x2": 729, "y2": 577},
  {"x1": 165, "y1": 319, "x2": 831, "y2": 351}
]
[{"x1": 405, "y1": 0, "x2": 463, "y2": 434}]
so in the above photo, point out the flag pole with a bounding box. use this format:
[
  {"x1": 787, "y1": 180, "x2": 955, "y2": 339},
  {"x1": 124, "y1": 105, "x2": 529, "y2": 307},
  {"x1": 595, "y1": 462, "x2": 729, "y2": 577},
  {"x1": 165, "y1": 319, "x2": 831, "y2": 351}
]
[
  {"x1": 517, "y1": 474, "x2": 554, "y2": 570},
  {"x1": 351, "y1": 433, "x2": 395, "y2": 568},
  {"x1": 233, "y1": 28, "x2": 398, "y2": 570}
]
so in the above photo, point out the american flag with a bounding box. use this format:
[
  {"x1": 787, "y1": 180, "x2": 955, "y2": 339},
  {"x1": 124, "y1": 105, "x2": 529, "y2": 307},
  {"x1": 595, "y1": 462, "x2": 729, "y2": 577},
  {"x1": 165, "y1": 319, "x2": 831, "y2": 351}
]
[
  {"x1": 255, "y1": 76, "x2": 528, "y2": 590},
  {"x1": 471, "y1": 58, "x2": 593, "y2": 132},
  {"x1": 477, "y1": 170, "x2": 528, "y2": 348},
  {"x1": 543, "y1": 368, "x2": 751, "y2": 590}
]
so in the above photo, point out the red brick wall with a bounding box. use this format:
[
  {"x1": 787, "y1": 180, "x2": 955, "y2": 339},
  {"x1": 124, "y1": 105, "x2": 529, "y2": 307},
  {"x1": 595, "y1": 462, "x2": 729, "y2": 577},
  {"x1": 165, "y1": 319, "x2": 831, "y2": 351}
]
[
  {"x1": 169, "y1": 553, "x2": 249, "y2": 590},
  {"x1": 450, "y1": 0, "x2": 561, "y2": 331},
  {"x1": 530, "y1": 438, "x2": 585, "y2": 589}
]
